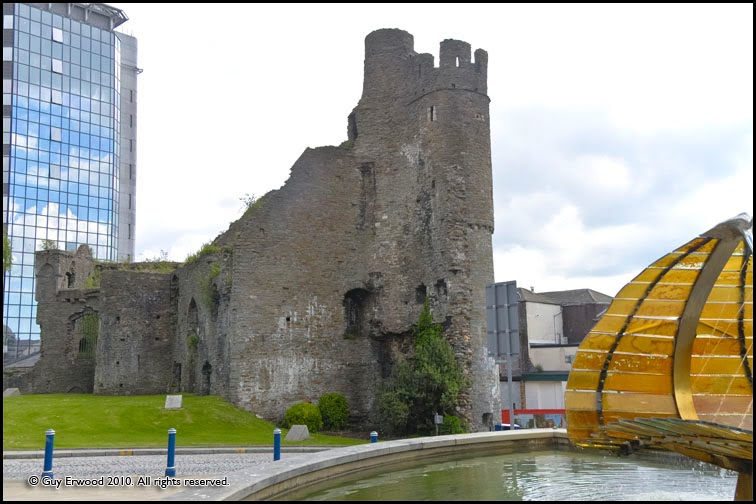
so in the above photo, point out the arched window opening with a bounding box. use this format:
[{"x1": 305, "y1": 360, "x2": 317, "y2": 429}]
[
  {"x1": 344, "y1": 288, "x2": 372, "y2": 339},
  {"x1": 416, "y1": 284, "x2": 427, "y2": 304},
  {"x1": 76, "y1": 312, "x2": 99, "y2": 356}
]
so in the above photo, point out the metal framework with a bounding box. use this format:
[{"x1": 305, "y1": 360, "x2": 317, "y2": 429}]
[{"x1": 565, "y1": 214, "x2": 753, "y2": 500}]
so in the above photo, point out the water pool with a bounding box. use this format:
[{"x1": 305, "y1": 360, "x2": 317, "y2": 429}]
[{"x1": 283, "y1": 449, "x2": 738, "y2": 501}]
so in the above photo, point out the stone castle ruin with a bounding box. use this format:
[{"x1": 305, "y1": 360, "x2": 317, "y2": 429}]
[{"x1": 9, "y1": 29, "x2": 501, "y2": 429}]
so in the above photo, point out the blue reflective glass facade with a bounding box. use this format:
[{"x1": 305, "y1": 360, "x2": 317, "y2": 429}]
[{"x1": 3, "y1": 3, "x2": 131, "y2": 359}]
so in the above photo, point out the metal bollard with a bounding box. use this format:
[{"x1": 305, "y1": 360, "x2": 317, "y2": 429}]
[
  {"x1": 165, "y1": 428, "x2": 177, "y2": 477},
  {"x1": 42, "y1": 429, "x2": 55, "y2": 479},
  {"x1": 273, "y1": 428, "x2": 281, "y2": 461},
  {"x1": 370, "y1": 431, "x2": 378, "y2": 443}
]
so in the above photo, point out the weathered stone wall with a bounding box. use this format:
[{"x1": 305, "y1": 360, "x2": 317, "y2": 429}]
[
  {"x1": 348, "y1": 29, "x2": 499, "y2": 428},
  {"x1": 29, "y1": 246, "x2": 99, "y2": 393},
  {"x1": 172, "y1": 251, "x2": 233, "y2": 398},
  {"x1": 214, "y1": 29, "x2": 499, "y2": 427},
  {"x1": 224, "y1": 146, "x2": 384, "y2": 422},
  {"x1": 27, "y1": 29, "x2": 501, "y2": 431},
  {"x1": 94, "y1": 269, "x2": 175, "y2": 395}
]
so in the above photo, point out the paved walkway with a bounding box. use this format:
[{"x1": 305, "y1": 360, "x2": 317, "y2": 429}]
[{"x1": 3, "y1": 448, "x2": 317, "y2": 501}]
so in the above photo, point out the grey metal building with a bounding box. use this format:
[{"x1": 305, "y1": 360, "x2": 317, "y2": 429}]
[{"x1": 2, "y1": 3, "x2": 138, "y2": 361}]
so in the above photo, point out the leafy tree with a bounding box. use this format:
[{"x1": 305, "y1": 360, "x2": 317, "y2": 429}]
[{"x1": 377, "y1": 299, "x2": 469, "y2": 435}]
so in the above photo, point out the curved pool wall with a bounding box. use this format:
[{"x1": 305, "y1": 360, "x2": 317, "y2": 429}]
[{"x1": 168, "y1": 429, "x2": 569, "y2": 501}]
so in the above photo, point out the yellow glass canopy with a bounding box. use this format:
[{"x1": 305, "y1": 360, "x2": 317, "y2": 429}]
[{"x1": 566, "y1": 213, "x2": 753, "y2": 499}]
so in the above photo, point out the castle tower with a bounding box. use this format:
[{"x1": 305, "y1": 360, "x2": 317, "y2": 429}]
[
  {"x1": 23, "y1": 29, "x2": 500, "y2": 432},
  {"x1": 350, "y1": 29, "x2": 500, "y2": 429}
]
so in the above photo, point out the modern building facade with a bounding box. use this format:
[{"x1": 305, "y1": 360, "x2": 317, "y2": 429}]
[{"x1": 2, "y1": 3, "x2": 137, "y2": 361}]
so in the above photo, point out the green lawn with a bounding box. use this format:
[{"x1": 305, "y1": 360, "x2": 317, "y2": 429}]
[{"x1": 2, "y1": 394, "x2": 367, "y2": 450}]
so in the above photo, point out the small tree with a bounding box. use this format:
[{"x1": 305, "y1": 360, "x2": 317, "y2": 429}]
[{"x1": 377, "y1": 299, "x2": 469, "y2": 435}]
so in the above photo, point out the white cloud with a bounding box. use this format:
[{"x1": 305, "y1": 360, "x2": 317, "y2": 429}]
[{"x1": 104, "y1": 3, "x2": 752, "y2": 297}]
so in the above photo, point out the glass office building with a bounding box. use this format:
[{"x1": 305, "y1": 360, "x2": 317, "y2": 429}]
[{"x1": 3, "y1": 3, "x2": 137, "y2": 361}]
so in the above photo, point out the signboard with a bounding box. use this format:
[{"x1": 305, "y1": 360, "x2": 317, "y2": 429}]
[{"x1": 486, "y1": 281, "x2": 520, "y2": 357}]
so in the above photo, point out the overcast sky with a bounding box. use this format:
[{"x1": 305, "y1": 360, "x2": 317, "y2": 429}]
[{"x1": 110, "y1": 3, "x2": 753, "y2": 298}]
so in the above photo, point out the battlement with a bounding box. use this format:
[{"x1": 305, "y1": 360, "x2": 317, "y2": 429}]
[{"x1": 361, "y1": 29, "x2": 488, "y2": 103}]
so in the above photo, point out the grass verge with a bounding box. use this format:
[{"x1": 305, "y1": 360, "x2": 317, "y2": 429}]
[{"x1": 3, "y1": 394, "x2": 367, "y2": 450}]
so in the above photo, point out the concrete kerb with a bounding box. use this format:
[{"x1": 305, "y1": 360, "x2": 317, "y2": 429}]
[
  {"x1": 166, "y1": 429, "x2": 570, "y2": 501},
  {"x1": 2, "y1": 446, "x2": 335, "y2": 460}
]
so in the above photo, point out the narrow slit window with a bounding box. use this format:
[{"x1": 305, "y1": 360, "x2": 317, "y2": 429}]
[
  {"x1": 455, "y1": 56, "x2": 460, "y2": 67},
  {"x1": 429, "y1": 106, "x2": 437, "y2": 122}
]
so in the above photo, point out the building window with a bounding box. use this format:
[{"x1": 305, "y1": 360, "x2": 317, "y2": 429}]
[
  {"x1": 128, "y1": 224, "x2": 132, "y2": 239},
  {"x1": 52, "y1": 27, "x2": 63, "y2": 43},
  {"x1": 429, "y1": 106, "x2": 437, "y2": 122},
  {"x1": 129, "y1": 164, "x2": 133, "y2": 180},
  {"x1": 52, "y1": 59, "x2": 63, "y2": 74},
  {"x1": 129, "y1": 114, "x2": 133, "y2": 128},
  {"x1": 128, "y1": 193, "x2": 132, "y2": 209},
  {"x1": 129, "y1": 139, "x2": 133, "y2": 152}
]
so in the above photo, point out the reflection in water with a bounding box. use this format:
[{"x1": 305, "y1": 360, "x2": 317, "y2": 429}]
[{"x1": 289, "y1": 450, "x2": 738, "y2": 501}]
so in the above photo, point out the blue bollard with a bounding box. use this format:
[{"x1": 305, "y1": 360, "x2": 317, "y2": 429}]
[
  {"x1": 273, "y1": 428, "x2": 281, "y2": 461},
  {"x1": 370, "y1": 431, "x2": 378, "y2": 443},
  {"x1": 165, "y1": 428, "x2": 176, "y2": 477},
  {"x1": 42, "y1": 429, "x2": 55, "y2": 479}
]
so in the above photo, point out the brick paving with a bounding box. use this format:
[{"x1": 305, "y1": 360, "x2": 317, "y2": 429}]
[{"x1": 3, "y1": 450, "x2": 312, "y2": 501}]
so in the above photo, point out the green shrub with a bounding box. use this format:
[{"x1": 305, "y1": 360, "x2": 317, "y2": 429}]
[
  {"x1": 138, "y1": 250, "x2": 176, "y2": 273},
  {"x1": 185, "y1": 242, "x2": 221, "y2": 265},
  {"x1": 376, "y1": 299, "x2": 469, "y2": 435},
  {"x1": 240, "y1": 193, "x2": 266, "y2": 218},
  {"x1": 439, "y1": 415, "x2": 466, "y2": 435},
  {"x1": 282, "y1": 402, "x2": 323, "y2": 433},
  {"x1": 200, "y1": 263, "x2": 221, "y2": 310},
  {"x1": 376, "y1": 390, "x2": 410, "y2": 435},
  {"x1": 83, "y1": 269, "x2": 101, "y2": 288},
  {"x1": 318, "y1": 393, "x2": 349, "y2": 430}
]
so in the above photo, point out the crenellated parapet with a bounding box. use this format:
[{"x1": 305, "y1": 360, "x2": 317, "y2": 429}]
[
  {"x1": 360, "y1": 29, "x2": 488, "y2": 106},
  {"x1": 412, "y1": 40, "x2": 488, "y2": 99}
]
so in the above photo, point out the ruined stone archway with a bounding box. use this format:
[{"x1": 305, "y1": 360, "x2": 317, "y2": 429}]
[{"x1": 186, "y1": 298, "x2": 199, "y2": 392}]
